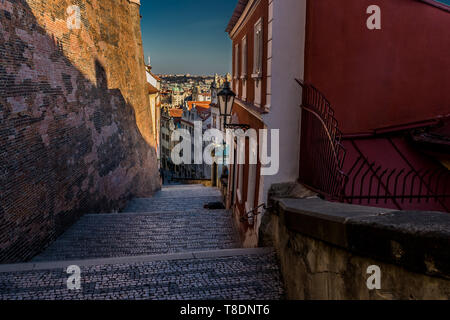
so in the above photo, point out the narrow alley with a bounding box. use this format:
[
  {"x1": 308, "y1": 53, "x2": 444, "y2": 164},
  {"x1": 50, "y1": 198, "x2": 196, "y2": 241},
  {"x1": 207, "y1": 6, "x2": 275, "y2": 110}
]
[
  {"x1": 1, "y1": 0, "x2": 449, "y2": 305},
  {"x1": 0, "y1": 185, "x2": 284, "y2": 300}
]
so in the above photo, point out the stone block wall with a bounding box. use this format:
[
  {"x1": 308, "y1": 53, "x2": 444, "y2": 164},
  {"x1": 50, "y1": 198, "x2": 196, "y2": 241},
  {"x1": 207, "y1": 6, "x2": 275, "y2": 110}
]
[
  {"x1": 260, "y1": 183, "x2": 450, "y2": 299},
  {"x1": 0, "y1": 0, "x2": 159, "y2": 263}
]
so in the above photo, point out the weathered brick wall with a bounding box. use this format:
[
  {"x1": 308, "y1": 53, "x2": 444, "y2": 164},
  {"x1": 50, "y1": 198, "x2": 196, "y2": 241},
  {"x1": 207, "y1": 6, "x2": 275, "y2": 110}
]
[{"x1": 0, "y1": 0, "x2": 159, "y2": 263}]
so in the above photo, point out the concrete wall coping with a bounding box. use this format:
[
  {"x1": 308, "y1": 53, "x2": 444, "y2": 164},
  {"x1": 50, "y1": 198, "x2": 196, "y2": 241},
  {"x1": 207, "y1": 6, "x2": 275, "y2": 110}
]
[{"x1": 272, "y1": 197, "x2": 450, "y2": 280}]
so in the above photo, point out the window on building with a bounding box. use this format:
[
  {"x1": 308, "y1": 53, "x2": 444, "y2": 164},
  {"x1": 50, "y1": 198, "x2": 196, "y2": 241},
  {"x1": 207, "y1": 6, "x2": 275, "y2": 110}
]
[
  {"x1": 236, "y1": 139, "x2": 245, "y2": 204},
  {"x1": 253, "y1": 18, "x2": 263, "y2": 77},
  {"x1": 238, "y1": 164, "x2": 244, "y2": 203},
  {"x1": 246, "y1": 164, "x2": 257, "y2": 212},
  {"x1": 241, "y1": 36, "x2": 247, "y2": 77},
  {"x1": 234, "y1": 44, "x2": 239, "y2": 79},
  {"x1": 246, "y1": 141, "x2": 258, "y2": 211}
]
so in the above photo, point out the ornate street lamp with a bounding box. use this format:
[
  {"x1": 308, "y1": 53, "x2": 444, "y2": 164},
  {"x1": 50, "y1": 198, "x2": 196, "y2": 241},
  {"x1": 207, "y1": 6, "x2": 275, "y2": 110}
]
[
  {"x1": 217, "y1": 81, "x2": 251, "y2": 131},
  {"x1": 217, "y1": 81, "x2": 236, "y2": 167},
  {"x1": 217, "y1": 81, "x2": 236, "y2": 129}
]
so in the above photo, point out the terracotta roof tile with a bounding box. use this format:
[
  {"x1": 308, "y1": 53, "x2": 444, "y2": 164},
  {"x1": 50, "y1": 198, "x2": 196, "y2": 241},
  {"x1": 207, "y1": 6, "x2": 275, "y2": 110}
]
[
  {"x1": 187, "y1": 101, "x2": 211, "y2": 111},
  {"x1": 169, "y1": 108, "x2": 183, "y2": 118},
  {"x1": 147, "y1": 83, "x2": 159, "y2": 94},
  {"x1": 150, "y1": 72, "x2": 161, "y2": 81}
]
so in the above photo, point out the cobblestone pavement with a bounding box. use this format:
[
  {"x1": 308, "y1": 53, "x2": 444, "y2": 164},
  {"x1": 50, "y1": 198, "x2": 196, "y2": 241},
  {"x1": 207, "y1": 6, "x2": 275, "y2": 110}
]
[
  {"x1": 0, "y1": 251, "x2": 284, "y2": 300},
  {"x1": 34, "y1": 186, "x2": 238, "y2": 261},
  {"x1": 123, "y1": 185, "x2": 223, "y2": 212},
  {"x1": 151, "y1": 184, "x2": 223, "y2": 198},
  {"x1": 123, "y1": 197, "x2": 223, "y2": 212},
  {"x1": 32, "y1": 210, "x2": 240, "y2": 262},
  {"x1": 0, "y1": 185, "x2": 285, "y2": 300}
]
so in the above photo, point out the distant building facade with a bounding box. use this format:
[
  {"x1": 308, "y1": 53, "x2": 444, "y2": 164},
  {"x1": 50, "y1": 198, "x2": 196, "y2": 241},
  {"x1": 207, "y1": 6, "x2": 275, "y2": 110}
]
[{"x1": 146, "y1": 60, "x2": 162, "y2": 168}]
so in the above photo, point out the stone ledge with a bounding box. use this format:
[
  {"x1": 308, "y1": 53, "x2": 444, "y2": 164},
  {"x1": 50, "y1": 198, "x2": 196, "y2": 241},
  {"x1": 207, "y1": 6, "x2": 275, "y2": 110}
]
[{"x1": 272, "y1": 197, "x2": 450, "y2": 279}]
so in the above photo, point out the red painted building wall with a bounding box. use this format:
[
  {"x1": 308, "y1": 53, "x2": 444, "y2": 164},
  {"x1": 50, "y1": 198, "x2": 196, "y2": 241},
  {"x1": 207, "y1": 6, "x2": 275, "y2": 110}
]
[
  {"x1": 227, "y1": 0, "x2": 269, "y2": 246},
  {"x1": 304, "y1": 0, "x2": 450, "y2": 135},
  {"x1": 231, "y1": 0, "x2": 269, "y2": 108}
]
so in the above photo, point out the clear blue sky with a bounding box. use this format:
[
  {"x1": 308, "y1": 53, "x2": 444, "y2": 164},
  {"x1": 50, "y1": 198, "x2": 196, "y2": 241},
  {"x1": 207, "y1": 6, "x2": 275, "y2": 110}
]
[{"x1": 140, "y1": 0, "x2": 236, "y2": 75}]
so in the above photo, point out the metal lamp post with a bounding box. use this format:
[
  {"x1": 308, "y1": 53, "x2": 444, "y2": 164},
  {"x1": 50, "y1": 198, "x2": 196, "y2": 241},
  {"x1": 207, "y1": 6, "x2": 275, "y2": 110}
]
[{"x1": 217, "y1": 81, "x2": 236, "y2": 165}]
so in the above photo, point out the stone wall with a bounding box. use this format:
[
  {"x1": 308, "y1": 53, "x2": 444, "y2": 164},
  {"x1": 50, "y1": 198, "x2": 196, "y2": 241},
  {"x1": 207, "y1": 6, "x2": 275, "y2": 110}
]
[
  {"x1": 0, "y1": 0, "x2": 159, "y2": 263},
  {"x1": 260, "y1": 183, "x2": 450, "y2": 300}
]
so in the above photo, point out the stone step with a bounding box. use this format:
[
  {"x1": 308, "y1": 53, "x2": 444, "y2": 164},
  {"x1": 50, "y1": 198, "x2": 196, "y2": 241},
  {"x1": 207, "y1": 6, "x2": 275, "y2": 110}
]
[
  {"x1": 138, "y1": 188, "x2": 221, "y2": 199},
  {"x1": 0, "y1": 249, "x2": 284, "y2": 300},
  {"x1": 32, "y1": 210, "x2": 240, "y2": 262},
  {"x1": 123, "y1": 196, "x2": 223, "y2": 212},
  {"x1": 151, "y1": 191, "x2": 223, "y2": 199},
  {"x1": 0, "y1": 186, "x2": 287, "y2": 301},
  {"x1": 162, "y1": 184, "x2": 206, "y2": 189}
]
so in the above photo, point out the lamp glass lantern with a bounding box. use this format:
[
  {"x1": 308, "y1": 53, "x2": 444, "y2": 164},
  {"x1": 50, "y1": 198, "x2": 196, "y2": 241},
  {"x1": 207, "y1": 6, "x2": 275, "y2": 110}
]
[{"x1": 217, "y1": 81, "x2": 236, "y2": 126}]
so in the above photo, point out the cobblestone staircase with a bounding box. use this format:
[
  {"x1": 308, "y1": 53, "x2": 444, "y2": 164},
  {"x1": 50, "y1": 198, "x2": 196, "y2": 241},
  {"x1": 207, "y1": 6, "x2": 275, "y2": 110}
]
[{"x1": 0, "y1": 185, "x2": 284, "y2": 300}]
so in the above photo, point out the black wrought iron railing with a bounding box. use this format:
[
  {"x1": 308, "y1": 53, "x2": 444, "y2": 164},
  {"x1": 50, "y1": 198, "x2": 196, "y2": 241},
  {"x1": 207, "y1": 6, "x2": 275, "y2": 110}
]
[
  {"x1": 343, "y1": 140, "x2": 450, "y2": 212},
  {"x1": 296, "y1": 79, "x2": 450, "y2": 212},
  {"x1": 296, "y1": 79, "x2": 347, "y2": 200}
]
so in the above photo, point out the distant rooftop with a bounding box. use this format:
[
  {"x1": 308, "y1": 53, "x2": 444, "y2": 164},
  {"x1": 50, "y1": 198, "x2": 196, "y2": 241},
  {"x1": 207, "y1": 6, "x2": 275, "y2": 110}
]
[
  {"x1": 187, "y1": 101, "x2": 211, "y2": 111},
  {"x1": 169, "y1": 108, "x2": 183, "y2": 118}
]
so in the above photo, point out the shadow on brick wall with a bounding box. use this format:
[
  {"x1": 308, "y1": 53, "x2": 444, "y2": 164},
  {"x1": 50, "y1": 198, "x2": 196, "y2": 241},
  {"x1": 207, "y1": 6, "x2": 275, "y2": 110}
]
[{"x1": 0, "y1": 0, "x2": 159, "y2": 263}]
